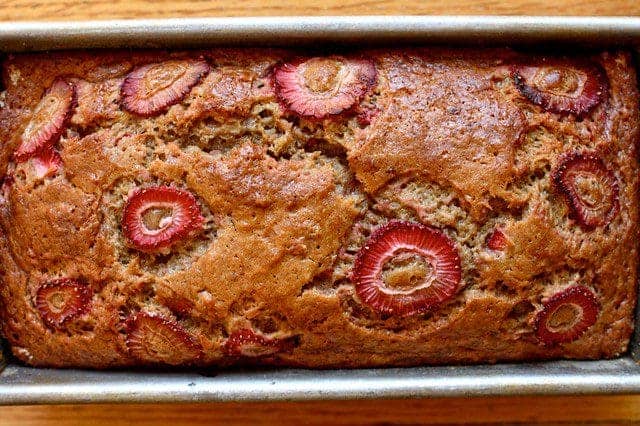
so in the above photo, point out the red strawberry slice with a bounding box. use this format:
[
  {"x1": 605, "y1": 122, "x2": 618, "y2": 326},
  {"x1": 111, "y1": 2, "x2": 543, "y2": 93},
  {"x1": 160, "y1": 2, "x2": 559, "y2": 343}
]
[
  {"x1": 125, "y1": 312, "x2": 203, "y2": 365},
  {"x1": 552, "y1": 152, "x2": 619, "y2": 230},
  {"x1": 352, "y1": 220, "x2": 462, "y2": 317},
  {"x1": 35, "y1": 278, "x2": 91, "y2": 328},
  {"x1": 32, "y1": 147, "x2": 62, "y2": 179},
  {"x1": 486, "y1": 227, "x2": 509, "y2": 251},
  {"x1": 15, "y1": 79, "x2": 76, "y2": 161},
  {"x1": 534, "y1": 285, "x2": 599, "y2": 345},
  {"x1": 513, "y1": 60, "x2": 607, "y2": 116},
  {"x1": 122, "y1": 186, "x2": 204, "y2": 253},
  {"x1": 223, "y1": 328, "x2": 289, "y2": 357},
  {"x1": 121, "y1": 59, "x2": 210, "y2": 117},
  {"x1": 274, "y1": 56, "x2": 377, "y2": 119}
]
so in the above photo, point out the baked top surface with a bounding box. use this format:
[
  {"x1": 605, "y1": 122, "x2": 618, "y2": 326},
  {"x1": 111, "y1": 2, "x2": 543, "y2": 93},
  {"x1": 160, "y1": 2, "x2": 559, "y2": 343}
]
[{"x1": 0, "y1": 48, "x2": 637, "y2": 368}]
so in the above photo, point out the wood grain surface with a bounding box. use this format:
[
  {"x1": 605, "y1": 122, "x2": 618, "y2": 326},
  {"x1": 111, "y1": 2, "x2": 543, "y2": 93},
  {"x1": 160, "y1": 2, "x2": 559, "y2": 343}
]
[
  {"x1": 0, "y1": 0, "x2": 639, "y2": 21},
  {"x1": 2, "y1": 0, "x2": 640, "y2": 425},
  {"x1": 2, "y1": 395, "x2": 640, "y2": 425}
]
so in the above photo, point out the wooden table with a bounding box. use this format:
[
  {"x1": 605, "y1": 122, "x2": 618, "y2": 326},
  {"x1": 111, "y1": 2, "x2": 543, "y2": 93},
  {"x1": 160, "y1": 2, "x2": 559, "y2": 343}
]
[{"x1": 1, "y1": 1, "x2": 640, "y2": 425}]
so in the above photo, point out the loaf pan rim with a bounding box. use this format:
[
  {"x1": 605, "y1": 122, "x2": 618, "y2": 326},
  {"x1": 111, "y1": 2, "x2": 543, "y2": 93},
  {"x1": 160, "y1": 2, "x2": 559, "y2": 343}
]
[{"x1": 0, "y1": 15, "x2": 639, "y2": 51}]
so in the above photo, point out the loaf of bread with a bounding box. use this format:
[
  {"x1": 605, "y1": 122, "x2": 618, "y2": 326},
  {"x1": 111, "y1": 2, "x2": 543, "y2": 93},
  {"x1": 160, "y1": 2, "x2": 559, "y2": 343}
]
[{"x1": 0, "y1": 48, "x2": 637, "y2": 368}]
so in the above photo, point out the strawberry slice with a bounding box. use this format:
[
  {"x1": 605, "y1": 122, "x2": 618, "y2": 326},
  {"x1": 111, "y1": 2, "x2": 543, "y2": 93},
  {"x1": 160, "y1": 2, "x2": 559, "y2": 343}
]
[
  {"x1": 32, "y1": 147, "x2": 62, "y2": 179},
  {"x1": 223, "y1": 328, "x2": 291, "y2": 357},
  {"x1": 534, "y1": 285, "x2": 599, "y2": 345},
  {"x1": 35, "y1": 278, "x2": 91, "y2": 328},
  {"x1": 274, "y1": 56, "x2": 377, "y2": 119},
  {"x1": 122, "y1": 186, "x2": 204, "y2": 253},
  {"x1": 121, "y1": 59, "x2": 210, "y2": 117},
  {"x1": 352, "y1": 220, "x2": 462, "y2": 317},
  {"x1": 486, "y1": 227, "x2": 509, "y2": 251},
  {"x1": 125, "y1": 312, "x2": 203, "y2": 365},
  {"x1": 513, "y1": 60, "x2": 607, "y2": 116},
  {"x1": 552, "y1": 152, "x2": 619, "y2": 230},
  {"x1": 15, "y1": 79, "x2": 76, "y2": 161}
]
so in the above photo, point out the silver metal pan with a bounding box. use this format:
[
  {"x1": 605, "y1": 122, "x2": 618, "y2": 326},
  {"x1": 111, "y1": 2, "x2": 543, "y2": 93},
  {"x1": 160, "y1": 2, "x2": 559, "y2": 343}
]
[{"x1": 0, "y1": 15, "x2": 639, "y2": 405}]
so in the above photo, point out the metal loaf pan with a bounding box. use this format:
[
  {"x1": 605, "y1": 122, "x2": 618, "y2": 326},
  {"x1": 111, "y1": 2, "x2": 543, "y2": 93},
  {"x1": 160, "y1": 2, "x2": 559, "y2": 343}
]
[{"x1": 0, "y1": 16, "x2": 639, "y2": 405}]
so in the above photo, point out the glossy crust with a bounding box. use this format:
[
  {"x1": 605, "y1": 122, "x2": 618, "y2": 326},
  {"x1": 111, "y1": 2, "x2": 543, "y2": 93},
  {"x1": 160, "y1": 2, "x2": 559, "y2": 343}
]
[{"x1": 0, "y1": 49, "x2": 636, "y2": 369}]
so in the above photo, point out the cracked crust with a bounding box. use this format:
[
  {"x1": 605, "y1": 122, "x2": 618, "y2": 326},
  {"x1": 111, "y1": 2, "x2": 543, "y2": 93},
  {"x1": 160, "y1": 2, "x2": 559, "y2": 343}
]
[{"x1": 0, "y1": 48, "x2": 637, "y2": 368}]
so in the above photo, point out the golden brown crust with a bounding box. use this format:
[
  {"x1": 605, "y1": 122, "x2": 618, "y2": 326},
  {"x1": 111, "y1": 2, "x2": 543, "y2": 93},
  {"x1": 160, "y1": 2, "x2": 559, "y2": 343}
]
[
  {"x1": 0, "y1": 48, "x2": 637, "y2": 368},
  {"x1": 348, "y1": 53, "x2": 527, "y2": 220}
]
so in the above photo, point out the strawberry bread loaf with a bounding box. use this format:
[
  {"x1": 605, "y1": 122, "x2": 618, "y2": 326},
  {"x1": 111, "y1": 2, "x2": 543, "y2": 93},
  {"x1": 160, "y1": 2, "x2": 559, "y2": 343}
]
[{"x1": 0, "y1": 48, "x2": 637, "y2": 368}]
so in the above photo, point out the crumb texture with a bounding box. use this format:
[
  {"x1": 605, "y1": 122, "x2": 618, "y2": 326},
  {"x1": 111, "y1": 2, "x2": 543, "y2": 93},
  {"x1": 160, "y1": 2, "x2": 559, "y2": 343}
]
[{"x1": 0, "y1": 48, "x2": 637, "y2": 368}]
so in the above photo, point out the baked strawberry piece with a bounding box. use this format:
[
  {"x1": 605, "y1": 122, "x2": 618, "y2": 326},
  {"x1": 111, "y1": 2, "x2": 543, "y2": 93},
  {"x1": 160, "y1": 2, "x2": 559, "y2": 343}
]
[
  {"x1": 356, "y1": 104, "x2": 380, "y2": 126},
  {"x1": 32, "y1": 147, "x2": 62, "y2": 179},
  {"x1": 552, "y1": 152, "x2": 619, "y2": 230},
  {"x1": 125, "y1": 312, "x2": 203, "y2": 365},
  {"x1": 0, "y1": 174, "x2": 14, "y2": 201},
  {"x1": 15, "y1": 79, "x2": 76, "y2": 161},
  {"x1": 35, "y1": 278, "x2": 91, "y2": 328},
  {"x1": 122, "y1": 186, "x2": 204, "y2": 253},
  {"x1": 352, "y1": 220, "x2": 462, "y2": 317},
  {"x1": 534, "y1": 286, "x2": 599, "y2": 345},
  {"x1": 274, "y1": 56, "x2": 377, "y2": 118},
  {"x1": 121, "y1": 59, "x2": 210, "y2": 117},
  {"x1": 223, "y1": 328, "x2": 289, "y2": 357},
  {"x1": 486, "y1": 227, "x2": 508, "y2": 251},
  {"x1": 513, "y1": 60, "x2": 607, "y2": 116}
]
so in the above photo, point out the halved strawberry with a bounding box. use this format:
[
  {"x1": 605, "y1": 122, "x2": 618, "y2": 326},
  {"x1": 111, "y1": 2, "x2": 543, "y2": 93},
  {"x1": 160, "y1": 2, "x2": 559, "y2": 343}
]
[
  {"x1": 122, "y1": 186, "x2": 204, "y2": 253},
  {"x1": 32, "y1": 147, "x2": 62, "y2": 179},
  {"x1": 513, "y1": 60, "x2": 607, "y2": 116},
  {"x1": 352, "y1": 220, "x2": 462, "y2": 317},
  {"x1": 15, "y1": 79, "x2": 76, "y2": 161},
  {"x1": 486, "y1": 227, "x2": 508, "y2": 251},
  {"x1": 274, "y1": 56, "x2": 377, "y2": 119},
  {"x1": 534, "y1": 285, "x2": 599, "y2": 345},
  {"x1": 125, "y1": 312, "x2": 203, "y2": 365},
  {"x1": 552, "y1": 152, "x2": 619, "y2": 230},
  {"x1": 223, "y1": 328, "x2": 290, "y2": 357},
  {"x1": 121, "y1": 59, "x2": 210, "y2": 117},
  {"x1": 35, "y1": 278, "x2": 91, "y2": 328}
]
